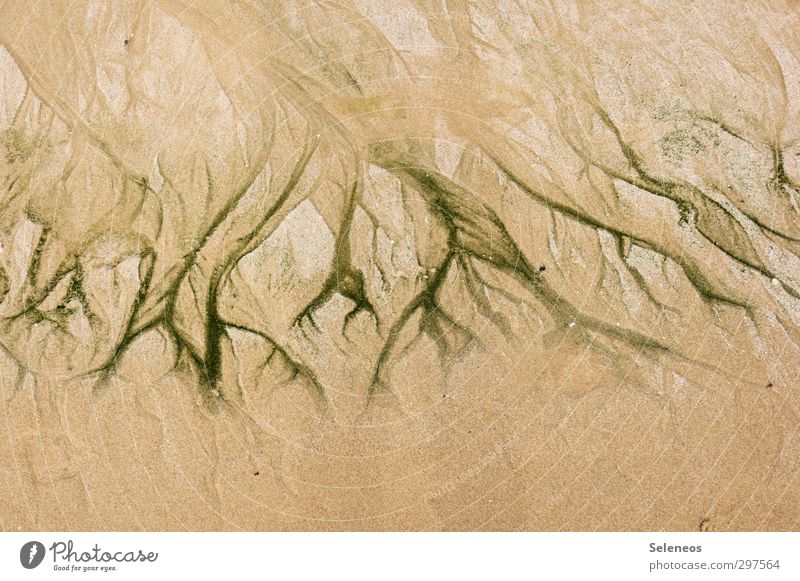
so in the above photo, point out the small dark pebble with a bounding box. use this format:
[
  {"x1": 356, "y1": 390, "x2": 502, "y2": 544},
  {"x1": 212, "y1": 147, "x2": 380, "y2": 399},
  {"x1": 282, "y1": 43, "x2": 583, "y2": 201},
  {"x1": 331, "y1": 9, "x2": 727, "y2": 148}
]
[
  {"x1": 538, "y1": 264, "x2": 546, "y2": 272},
  {"x1": 124, "y1": 39, "x2": 129, "y2": 46},
  {"x1": 766, "y1": 382, "x2": 773, "y2": 389},
  {"x1": 253, "y1": 471, "x2": 260, "y2": 476}
]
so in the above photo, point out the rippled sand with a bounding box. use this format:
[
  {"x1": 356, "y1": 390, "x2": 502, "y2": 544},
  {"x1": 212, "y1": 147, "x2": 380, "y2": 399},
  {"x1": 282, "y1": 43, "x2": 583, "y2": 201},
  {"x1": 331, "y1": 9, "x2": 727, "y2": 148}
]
[{"x1": 0, "y1": 0, "x2": 799, "y2": 530}]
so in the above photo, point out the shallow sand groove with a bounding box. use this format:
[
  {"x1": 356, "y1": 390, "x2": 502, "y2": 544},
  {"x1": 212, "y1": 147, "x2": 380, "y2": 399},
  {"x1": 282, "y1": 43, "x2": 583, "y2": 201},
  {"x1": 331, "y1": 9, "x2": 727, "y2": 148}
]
[{"x1": 0, "y1": 0, "x2": 799, "y2": 530}]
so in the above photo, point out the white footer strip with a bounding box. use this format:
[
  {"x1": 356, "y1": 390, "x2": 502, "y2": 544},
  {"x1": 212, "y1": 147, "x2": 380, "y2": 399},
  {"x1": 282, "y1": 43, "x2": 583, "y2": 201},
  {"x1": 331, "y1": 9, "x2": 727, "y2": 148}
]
[{"x1": 1, "y1": 532, "x2": 798, "y2": 580}]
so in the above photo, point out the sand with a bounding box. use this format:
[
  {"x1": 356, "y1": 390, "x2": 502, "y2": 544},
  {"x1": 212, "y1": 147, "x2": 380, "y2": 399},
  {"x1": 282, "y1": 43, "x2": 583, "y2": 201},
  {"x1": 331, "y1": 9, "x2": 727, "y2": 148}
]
[{"x1": 0, "y1": 0, "x2": 798, "y2": 531}]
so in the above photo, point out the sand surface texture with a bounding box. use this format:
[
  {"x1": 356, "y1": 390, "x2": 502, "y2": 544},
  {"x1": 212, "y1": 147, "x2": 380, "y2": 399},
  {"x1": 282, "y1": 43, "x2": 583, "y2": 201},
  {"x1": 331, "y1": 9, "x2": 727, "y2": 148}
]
[{"x1": 0, "y1": 0, "x2": 799, "y2": 530}]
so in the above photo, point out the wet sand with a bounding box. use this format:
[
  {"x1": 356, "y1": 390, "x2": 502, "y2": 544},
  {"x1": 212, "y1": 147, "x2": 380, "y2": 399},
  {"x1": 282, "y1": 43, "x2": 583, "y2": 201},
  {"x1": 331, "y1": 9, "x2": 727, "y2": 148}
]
[{"x1": 0, "y1": 0, "x2": 798, "y2": 530}]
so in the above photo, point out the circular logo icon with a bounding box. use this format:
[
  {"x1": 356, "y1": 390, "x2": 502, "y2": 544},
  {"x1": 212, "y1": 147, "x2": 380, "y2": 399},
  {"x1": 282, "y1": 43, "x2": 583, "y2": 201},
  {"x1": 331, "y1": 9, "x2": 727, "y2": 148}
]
[{"x1": 20, "y1": 541, "x2": 45, "y2": 569}]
